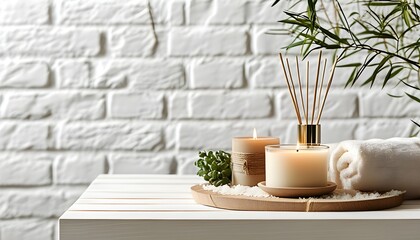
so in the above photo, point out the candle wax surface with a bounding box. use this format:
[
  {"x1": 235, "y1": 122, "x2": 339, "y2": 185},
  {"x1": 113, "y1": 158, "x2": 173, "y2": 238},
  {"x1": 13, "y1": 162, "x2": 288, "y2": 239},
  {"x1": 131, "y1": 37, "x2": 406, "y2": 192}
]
[
  {"x1": 232, "y1": 137, "x2": 280, "y2": 153},
  {"x1": 266, "y1": 146, "x2": 329, "y2": 188}
]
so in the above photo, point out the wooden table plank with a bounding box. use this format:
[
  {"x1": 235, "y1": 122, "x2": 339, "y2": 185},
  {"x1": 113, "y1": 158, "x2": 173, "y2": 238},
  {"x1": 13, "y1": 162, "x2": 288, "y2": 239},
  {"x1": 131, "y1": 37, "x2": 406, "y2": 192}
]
[
  {"x1": 80, "y1": 192, "x2": 193, "y2": 199},
  {"x1": 69, "y1": 204, "x2": 222, "y2": 211},
  {"x1": 60, "y1": 174, "x2": 420, "y2": 240},
  {"x1": 76, "y1": 198, "x2": 197, "y2": 204},
  {"x1": 87, "y1": 184, "x2": 193, "y2": 192},
  {"x1": 96, "y1": 174, "x2": 201, "y2": 180},
  {"x1": 92, "y1": 179, "x2": 206, "y2": 184}
]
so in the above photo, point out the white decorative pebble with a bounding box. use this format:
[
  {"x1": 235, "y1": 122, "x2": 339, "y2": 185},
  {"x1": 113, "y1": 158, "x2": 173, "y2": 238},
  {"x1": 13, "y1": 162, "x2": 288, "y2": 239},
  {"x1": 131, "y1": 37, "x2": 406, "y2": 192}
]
[
  {"x1": 203, "y1": 184, "x2": 403, "y2": 200},
  {"x1": 203, "y1": 184, "x2": 272, "y2": 198}
]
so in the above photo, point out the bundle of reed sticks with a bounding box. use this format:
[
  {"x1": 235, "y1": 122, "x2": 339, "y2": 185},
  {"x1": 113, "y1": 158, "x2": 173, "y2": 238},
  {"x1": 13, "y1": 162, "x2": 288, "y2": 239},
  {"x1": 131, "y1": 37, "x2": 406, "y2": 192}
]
[{"x1": 278, "y1": 51, "x2": 337, "y2": 125}]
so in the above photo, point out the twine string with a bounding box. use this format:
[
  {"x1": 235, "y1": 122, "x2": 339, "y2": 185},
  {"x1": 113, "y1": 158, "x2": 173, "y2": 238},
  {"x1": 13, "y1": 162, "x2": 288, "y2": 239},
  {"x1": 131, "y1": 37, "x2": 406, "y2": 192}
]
[{"x1": 231, "y1": 152, "x2": 265, "y2": 175}]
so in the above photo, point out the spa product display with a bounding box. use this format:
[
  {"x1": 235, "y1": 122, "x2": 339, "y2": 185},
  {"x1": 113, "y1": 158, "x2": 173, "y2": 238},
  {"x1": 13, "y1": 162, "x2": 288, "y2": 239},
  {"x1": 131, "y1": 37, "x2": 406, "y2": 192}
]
[
  {"x1": 191, "y1": 137, "x2": 417, "y2": 211},
  {"x1": 192, "y1": 52, "x2": 417, "y2": 212},
  {"x1": 330, "y1": 137, "x2": 420, "y2": 199}
]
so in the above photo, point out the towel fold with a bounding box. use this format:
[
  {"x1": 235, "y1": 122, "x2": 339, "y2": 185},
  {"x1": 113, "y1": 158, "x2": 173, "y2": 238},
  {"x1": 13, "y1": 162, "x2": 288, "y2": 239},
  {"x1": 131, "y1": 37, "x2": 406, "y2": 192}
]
[{"x1": 329, "y1": 137, "x2": 420, "y2": 199}]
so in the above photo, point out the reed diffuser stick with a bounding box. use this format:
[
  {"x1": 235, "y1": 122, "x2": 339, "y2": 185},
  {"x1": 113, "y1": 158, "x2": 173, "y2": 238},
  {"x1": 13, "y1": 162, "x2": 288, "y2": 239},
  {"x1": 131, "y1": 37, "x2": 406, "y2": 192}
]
[
  {"x1": 295, "y1": 56, "x2": 307, "y2": 123},
  {"x1": 311, "y1": 51, "x2": 322, "y2": 124},
  {"x1": 316, "y1": 58, "x2": 338, "y2": 124},
  {"x1": 317, "y1": 59, "x2": 328, "y2": 118},
  {"x1": 279, "y1": 53, "x2": 302, "y2": 124},
  {"x1": 286, "y1": 58, "x2": 302, "y2": 124},
  {"x1": 305, "y1": 61, "x2": 309, "y2": 125}
]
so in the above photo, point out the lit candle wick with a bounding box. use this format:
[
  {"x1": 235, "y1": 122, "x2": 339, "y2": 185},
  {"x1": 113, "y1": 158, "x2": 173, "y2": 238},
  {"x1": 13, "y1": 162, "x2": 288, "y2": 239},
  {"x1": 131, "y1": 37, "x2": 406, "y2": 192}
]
[{"x1": 253, "y1": 128, "x2": 257, "y2": 139}]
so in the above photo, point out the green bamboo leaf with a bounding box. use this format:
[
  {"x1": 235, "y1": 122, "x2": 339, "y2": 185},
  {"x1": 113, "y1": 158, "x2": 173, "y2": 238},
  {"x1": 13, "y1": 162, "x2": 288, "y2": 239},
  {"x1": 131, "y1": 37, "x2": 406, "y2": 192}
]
[
  {"x1": 341, "y1": 49, "x2": 363, "y2": 59},
  {"x1": 387, "y1": 93, "x2": 403, "y2": 98},
  {"x1": 355, "y1": 19, "x2": 380, "y2": 32},
  {"x1": 337, "y1": 63, "x2": 362, "y2": 68},
  {"x1": 284, "y1": 10, "x2": 306, "y2": 16},
  {"x1": 383, "y1": 6, "x2": 403, "y2": 23},
  {"x1": 372, "y1": 41, "x2": 397, "y2": 49},
  {"x1": 386, "y1": 24, "x2": 399, "y2": 37},
  {"x1": 368, "y1": 2, "x2": 400, "y2": 7},
  {"x1": 318, "y1": 26, "x2": 349, "y2": 44},
  {"x1": 367, "y1": 7, "x2": 382, "y2": 24},
  {"x1": 403, "y1": 9, "x2": 412, "y2": 27},
  {"x1": 363, "y1": 55, "x2": 392, "y2": 88},
  {"x1": 411, "y1": 120, "x2": 420, "y2": 128},
  {"x1": 403, "y1": 81, "x2": 420, "y2": 90},
  {"x1": 284, "y1": 40, "x2": 307, "y2": 49},
  {"x1": 400, "y1": 41, "x2": 420, "y2": 51},
  {"x1": 389, "y1": 66, "x2": 404, "y2": 78},
  {"x1": 383, "y1": 66, "x2": 394, "y2": 89},
  {"x1": 302, "y1": 46, "x2": 323, "y2": 59},
  {"x1": 345, "y1": 67, "x2": 358, "y2": 88},
  {"x1": 359, "y1": 30, "x2": 397, "y2": 40},
  {"x1": 280, "y1": 19, "x2": 311, "y2": 28},
  {"x1": 302, "y1": 40, "x2": 313, "y2": 56},
  {"x1": 325, "y1": 45, "x2": 341, "y2": 49},
  {"x1": 400, "y1": 23, "x2": 420, "y2": 38},
  {"x1": 271, "y1": 0, "x2": 281, "y2": 7},
  {"x1": 405, "y1": 92, "x2": 420, "y2": 103},
  {"x1": 362, "y1": 66, "x2": 389, "y2": 88},
  {"x1": 354, "y1": 53, "x2": 379, "y2": 86},
  {"x1": 415, "y1": 3, "x2": 420, "y2": 12},
  {"x1": 290, "y1": 28, "x2": 309, "y2": 46}
]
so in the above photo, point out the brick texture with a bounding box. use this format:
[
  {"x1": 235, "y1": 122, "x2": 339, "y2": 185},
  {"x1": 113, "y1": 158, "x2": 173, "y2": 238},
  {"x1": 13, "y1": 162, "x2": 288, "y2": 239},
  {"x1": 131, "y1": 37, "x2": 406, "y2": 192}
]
[
  {"x1": 0, "y1": 155, "x2": 52, "y2": 186},
  {"x1": 0, "y1": 62, "x2": 49, "y2": 88},
  {"x1": 57, "y1": 0, "x2": 151, "y2": 24},
  {"x1": 0, "y1": 28, "x2": 100, "y2": 57},
  {"x1": 189, "y1": 60, "x2": 244, "y2": 89},
  {"x1": 109, "y1": 93, "x2": 164, "y2": 119},
  {"x1": 168, "y1": 27, "x2": 248, "y2": 56},
  {"x1": 0, "y1": 0, "x2": 49, "y2": 25},
  {"x1": 0, "y1": 0, "x2": 418, "y2": 239}
]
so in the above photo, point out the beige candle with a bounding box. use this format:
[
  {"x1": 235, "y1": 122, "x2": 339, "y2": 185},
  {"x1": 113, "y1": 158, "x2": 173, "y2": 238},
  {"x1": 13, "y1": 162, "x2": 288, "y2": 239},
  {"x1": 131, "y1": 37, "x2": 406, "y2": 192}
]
[
  {"x1": 232, "y1": 129, "x2": 280, "y2": 186},
  {"x1": 265, "y1": 144, "x2": 329, "y2": 188}
]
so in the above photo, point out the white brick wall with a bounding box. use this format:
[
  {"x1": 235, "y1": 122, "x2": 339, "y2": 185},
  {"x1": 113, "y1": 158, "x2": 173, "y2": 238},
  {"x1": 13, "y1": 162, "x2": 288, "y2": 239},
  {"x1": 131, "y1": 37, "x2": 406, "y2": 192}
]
[{"x1": 0, "y1": 0, "x2": 418, "y2": 239}]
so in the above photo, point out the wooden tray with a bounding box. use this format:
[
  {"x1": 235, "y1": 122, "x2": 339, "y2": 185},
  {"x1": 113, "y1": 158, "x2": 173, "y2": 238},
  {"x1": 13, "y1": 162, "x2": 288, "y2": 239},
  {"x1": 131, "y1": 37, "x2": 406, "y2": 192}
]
[{"x1": 191, "y1": 184, "x2": 405, "y2": 212}]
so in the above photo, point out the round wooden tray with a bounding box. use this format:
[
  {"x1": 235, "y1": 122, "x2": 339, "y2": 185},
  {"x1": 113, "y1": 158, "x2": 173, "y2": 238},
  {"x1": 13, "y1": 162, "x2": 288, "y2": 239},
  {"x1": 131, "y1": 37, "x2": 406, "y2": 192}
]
[{"x1": 191, "y1": 184, "x2": 405, "y2": 212}]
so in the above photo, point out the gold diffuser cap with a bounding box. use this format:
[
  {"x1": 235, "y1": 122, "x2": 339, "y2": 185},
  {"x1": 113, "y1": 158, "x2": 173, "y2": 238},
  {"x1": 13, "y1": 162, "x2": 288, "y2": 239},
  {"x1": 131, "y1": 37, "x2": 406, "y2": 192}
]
[{"x1": 298, "y1": 124, "x2": 321, "y2": 145}]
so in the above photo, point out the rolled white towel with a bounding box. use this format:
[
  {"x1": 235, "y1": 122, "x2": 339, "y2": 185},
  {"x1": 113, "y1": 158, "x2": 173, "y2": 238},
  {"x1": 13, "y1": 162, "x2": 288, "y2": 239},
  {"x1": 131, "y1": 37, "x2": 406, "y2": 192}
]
[{"x1": 329, "y1": 137, "x2": 420, "y2": 199}]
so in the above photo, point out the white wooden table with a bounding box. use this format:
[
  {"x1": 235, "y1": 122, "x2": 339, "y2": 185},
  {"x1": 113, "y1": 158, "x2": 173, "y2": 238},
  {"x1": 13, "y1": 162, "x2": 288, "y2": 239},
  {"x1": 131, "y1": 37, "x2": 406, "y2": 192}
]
[{"x1": 59, "y1": 174, "x2": 420, "y2": 240}]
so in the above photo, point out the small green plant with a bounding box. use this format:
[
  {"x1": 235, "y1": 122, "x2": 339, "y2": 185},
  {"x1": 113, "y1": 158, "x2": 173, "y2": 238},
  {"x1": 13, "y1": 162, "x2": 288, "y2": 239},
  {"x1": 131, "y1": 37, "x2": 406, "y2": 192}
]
[{"x1": 194, "y1": 150, "x2": 232, "y2": 186}]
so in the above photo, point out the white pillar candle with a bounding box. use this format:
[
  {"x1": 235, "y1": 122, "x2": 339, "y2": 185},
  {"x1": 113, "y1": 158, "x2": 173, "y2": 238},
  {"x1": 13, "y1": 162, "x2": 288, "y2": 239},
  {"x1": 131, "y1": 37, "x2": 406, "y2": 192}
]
[
  {"x1": 265, "y1": 145, "x2": 329, "y2": 188},
  {"x1": 232, "y1": 129, "x2": 280, "y2": 186}
]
